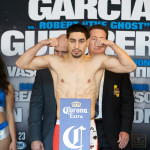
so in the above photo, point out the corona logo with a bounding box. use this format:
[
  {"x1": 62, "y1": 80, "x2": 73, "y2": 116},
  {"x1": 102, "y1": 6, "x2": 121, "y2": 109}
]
[{"x1": 71, "y1": 101, "x2": 81, "y2": 107}]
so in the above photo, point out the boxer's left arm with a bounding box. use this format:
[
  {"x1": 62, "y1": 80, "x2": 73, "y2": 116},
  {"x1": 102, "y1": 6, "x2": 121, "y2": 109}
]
[{"x1": 96, "y1": 39, "x2": 137, "y2": 73}]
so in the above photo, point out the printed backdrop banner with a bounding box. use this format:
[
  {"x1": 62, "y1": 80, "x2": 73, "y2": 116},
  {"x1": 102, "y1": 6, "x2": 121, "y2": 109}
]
[{"x1": 0, "y1": 0, "x2": 150, "y2": 149}]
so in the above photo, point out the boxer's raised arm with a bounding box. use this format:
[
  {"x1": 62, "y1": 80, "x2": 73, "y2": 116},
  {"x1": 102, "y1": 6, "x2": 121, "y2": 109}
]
[
  {"x1": 16, "y1": 38, "x2": 58, "y2": 70},
  {"x1": 96, "y1": 39, "x2": 136, "y2": 73},
  {"x1": 101, "y1": 55, "x2": 136, "y2": 73}
]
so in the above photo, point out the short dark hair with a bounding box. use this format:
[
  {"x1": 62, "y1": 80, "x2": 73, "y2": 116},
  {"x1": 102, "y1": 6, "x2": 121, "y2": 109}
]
[
  {"x1": 67, "y1": 24, "x2": 89, "y2": 39},
  {"x1": 88, "y1": 25, "x2": 108, "y2": 39}
]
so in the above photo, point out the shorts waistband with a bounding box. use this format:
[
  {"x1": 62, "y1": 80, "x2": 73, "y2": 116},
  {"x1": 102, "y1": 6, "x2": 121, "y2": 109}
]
[
  {"x1": 0, "y1": 121, "x2": 8, "y2": 130},
  {"x1": 56, "y1": 120, "x2": 60, "y2": 125}
]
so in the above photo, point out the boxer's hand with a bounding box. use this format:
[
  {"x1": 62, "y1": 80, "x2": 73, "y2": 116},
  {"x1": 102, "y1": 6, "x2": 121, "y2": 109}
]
[
  {"x1": 31, "y1": 141, "x2": 45, "y2": 150},
  {"x1": 117, "y1": 132, "x2": 129, "y2": 149},
  {"x1": 39, "y1": 38, "x2": 58, "y2": 47}
]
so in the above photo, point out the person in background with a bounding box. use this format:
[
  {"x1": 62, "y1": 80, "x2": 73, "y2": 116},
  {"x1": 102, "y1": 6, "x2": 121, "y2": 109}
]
[
  {"x1": 28, "y1": 34, "x2": 68, "y2": 150},
  {"x1": 0, "y1": 54, "x2": 17, "y2": 150},
  {"x1": 88, "y1": 25, "x2": 134, "y2": 150}
]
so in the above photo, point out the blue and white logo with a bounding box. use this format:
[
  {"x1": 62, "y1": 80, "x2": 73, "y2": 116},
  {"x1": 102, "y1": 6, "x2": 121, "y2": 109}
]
[
  {"x1": 63, "y1": 126, "x2": 86, "y2": 150},
  {"x1": 60, "y1": 98, "x2": 91, "y2": 150},
  {"x1": 17, "y1": 141, "x2": 27, "y2": 149}
]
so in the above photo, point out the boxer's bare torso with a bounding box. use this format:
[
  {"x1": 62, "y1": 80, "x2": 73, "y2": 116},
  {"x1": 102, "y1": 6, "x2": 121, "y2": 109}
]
[{"x1": 49, "y1": 54, "x2": 104, "y2": 120}]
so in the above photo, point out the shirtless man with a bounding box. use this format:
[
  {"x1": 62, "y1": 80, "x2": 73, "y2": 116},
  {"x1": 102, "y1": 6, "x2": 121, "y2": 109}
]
[{"x1": 16, "y1": 24, "x2": 136, "y2": 149}]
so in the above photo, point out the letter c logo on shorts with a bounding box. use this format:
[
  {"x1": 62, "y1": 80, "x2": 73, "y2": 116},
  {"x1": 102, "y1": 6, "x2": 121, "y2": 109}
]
[{"x1": 63, "y1": 126, "x2": 86, "y2": 149}]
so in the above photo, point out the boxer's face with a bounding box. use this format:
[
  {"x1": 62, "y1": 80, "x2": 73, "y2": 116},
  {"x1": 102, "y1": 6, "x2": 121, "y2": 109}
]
[
  {"x1": 67, "y1": 32, "x2": 89, "y2": 58},
  {"x1": 88, "y1": 29, "x2": 107, "y2": 56}
]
